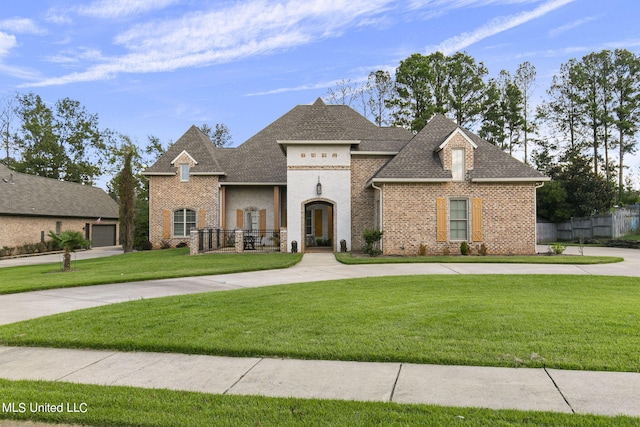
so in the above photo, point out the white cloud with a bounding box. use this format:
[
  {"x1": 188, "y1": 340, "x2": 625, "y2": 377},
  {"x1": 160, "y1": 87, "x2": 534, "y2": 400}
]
[
  {"x1": 0, "y1": 32, "x2": 17, "y2": 57},
  {"x1": 0, "y1": 18, "x2": 45, "y2": 35},
  {"x1": 77, "y1": 0, "x2": 181, "y2": 18},
  {"x1": 27, "y1": 0, "x2": 394, "y2": 87},
  {"x1": 429, "y1": 0, "x2": 575, "y2": 54},
  {"x1": 548, "y1": 16, "x2": 597, "y2": 37}
]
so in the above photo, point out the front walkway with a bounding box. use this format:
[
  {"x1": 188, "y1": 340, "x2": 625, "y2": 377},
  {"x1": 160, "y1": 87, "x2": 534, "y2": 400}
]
[{"x1": 0, "y1": 248, "x2": 639, "y2": 419}]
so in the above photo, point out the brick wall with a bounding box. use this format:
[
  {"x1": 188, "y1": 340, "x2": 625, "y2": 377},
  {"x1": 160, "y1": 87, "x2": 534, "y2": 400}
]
[
  {"x1": 350, "y1": 156, "x2": 392, "y2": 252},
  {"x1": 148, "y1": 173, "x2": 219, "y2": 248},
  {"x1": 381, "y1": 181, "x2": 537, "y2": 255},
  {"x1": 0, "y1": 216, "x2": 118, "y2": 248}
]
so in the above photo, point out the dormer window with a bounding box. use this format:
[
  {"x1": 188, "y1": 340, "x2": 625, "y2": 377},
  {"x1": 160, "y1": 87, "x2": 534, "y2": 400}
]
[
  {"x1": 452, "y1": 149, "x2": 465, "y2": 181},
  {"x1": 180, "y1": 164, "x2": 189, "y2": 182}
]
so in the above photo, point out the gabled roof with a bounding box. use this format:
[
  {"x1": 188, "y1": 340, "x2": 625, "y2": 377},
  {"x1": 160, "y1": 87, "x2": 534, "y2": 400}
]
[
  {"x1": 0, "y1": 163, "x2": 119, "y2": 219},
  {"x1": 145, "y1": 98, "x2": 412, "y2": 183},
  {"x1": 143, "y1": 125, "x2": 225, "y2": 175},
  {"x1": 374, "y1": 114, "x2": 548, "y2": 182}
]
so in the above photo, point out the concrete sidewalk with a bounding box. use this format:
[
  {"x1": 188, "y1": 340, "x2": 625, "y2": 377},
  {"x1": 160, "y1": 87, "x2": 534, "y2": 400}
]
[{"x1": 0, "y1": 345, "x2": 639, "y2": 417}]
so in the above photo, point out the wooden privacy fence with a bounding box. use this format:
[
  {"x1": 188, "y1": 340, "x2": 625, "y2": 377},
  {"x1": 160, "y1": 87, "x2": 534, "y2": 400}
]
[{"x1": 537, "y1": 206, "x2": 640, "y2": 243}]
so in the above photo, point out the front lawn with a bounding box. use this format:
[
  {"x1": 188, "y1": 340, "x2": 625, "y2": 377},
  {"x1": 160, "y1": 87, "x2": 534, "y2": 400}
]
[
  {"x1": 1, "y1": 275, "x2": 638, "y2": 372},
  {"x1": 0, "y1": 248, "x2": 302, "y2": 294},
  {"x1": 1, "y1": 380, "x2": 637, "y2": 427},
  {"x1": 336, "y1": 252, "x2": 623, "y2": 264}
]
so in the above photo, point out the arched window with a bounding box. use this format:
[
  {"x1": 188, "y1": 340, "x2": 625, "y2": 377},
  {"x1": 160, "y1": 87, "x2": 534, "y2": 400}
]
[{"x1": 173, "y1": 208, "x2": 196, "y2": 237}]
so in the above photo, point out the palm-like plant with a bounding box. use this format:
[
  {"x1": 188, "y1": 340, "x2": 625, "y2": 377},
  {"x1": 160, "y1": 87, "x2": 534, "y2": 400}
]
[{"x1": 48, "y1": 230, "x2": 89, "y2": 271}]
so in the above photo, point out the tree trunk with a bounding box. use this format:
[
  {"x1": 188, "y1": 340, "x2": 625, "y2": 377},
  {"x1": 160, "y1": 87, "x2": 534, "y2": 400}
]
[{"x1": 63, "y1": 250, "x2": 71, "y2": 271}]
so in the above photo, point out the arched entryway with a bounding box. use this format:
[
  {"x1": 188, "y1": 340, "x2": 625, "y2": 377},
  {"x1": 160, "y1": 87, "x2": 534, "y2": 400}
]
[{"x1": 302, "y1": 199, "x2": 335, "y2": 252}]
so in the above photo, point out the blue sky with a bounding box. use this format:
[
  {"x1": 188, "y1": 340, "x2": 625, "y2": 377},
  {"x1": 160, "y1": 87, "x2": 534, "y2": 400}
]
[{"x1": 1, "y1": 0, "x2": 640, "y2": 188}]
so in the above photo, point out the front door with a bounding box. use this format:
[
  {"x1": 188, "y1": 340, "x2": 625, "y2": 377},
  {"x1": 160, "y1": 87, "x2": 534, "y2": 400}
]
[{"x1": 314, "y1": 209, "x2": 323, "y2": 238}]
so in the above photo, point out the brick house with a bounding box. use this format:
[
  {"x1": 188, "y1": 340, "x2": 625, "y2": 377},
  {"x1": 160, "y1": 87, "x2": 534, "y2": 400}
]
[
  {"x1": 144, "y1": 98, "x2": 548, "y2": 255},
  {"x1": 0, "y1": 163, "x2": 119, "y2": 249}
]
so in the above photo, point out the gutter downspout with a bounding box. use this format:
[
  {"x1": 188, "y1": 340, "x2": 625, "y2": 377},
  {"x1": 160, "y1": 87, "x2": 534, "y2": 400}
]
[
  {"x1": 534, "y1": 181, "x2": 546, "y2": 251},
  {"x1": 371, "y1": 181, "x2": 383, "y2": 253}
]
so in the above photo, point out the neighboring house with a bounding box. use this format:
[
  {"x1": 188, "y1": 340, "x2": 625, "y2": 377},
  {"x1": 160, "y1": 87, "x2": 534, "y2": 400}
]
[
  {"x1": 0, "y1": 163, "x2": 119, "y2": 249},
  {"x1": 144, "y1": 98, "x2": 548, "y2": 255}
]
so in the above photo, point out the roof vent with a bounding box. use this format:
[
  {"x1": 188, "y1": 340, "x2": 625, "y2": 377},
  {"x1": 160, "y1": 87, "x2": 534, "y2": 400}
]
[{"x1": 2, "y1": 173, "x2": 14, "y2": 184}]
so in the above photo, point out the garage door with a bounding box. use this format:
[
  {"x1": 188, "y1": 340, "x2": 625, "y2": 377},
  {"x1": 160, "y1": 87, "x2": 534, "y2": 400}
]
[{"x1": 92, "y1": 224, "x2": 116, "y2": 247}]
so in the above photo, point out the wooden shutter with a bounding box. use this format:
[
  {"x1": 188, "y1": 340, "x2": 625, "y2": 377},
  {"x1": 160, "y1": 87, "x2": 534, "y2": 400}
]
[
  {"x1": 436, "y1": 198, "x2": 447, "y2": 242},
  {"x1": 162, "y1": 210, "x2": 171, "y2": 239},
  {"x1": 236, "y1": 209, "x2": 243, "y2": 229},
  {"x1": 198, "y1": 209, "x2": 205, "y2": 228},
  {"x1": 259, "y1": 209, "x2": 266, "y2": 237},
  {"x1": 472, "y1": 198, "x2": 483, "y2": 242}
]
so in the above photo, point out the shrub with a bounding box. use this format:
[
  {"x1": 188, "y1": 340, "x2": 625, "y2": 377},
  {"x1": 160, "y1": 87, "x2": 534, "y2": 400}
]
[
  {"x1": 363, "y1": 228, "x2": 383, "y2": 257},
  {"x1": 137, "y1": 240, "x2": 153, "y2": 251},
  {"x1": 550, "y1": 243, "x2": 566, "y2": 255},
  {"x1": 442, "y1": 246, "x2": 450, "y2": 256},
  {"x1": 160, "y1": 239, "x2": 172, "y2": 249},
  {"x1": 478, "y1": 243, "x2": 488, "y2": 256},
  {"x1": 460, "y1": 241, "x2": 470, "y2": 256},
  {"x1": 418, "y1": 244, "x2": 427, "y2": 256}
]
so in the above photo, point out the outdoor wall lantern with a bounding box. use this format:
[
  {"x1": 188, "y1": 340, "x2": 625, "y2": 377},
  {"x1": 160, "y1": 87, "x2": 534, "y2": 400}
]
[{"x1": 316, "y1": 176, "x2": 322, "y2": 195}]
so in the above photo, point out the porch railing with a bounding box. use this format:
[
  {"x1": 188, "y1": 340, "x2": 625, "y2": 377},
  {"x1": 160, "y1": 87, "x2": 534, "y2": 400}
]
[{"x1": 190, "y1": 228, "x2": 284, "y2": 254}]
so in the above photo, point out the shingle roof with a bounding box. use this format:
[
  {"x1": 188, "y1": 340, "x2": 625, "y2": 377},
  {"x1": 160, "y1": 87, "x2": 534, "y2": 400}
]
[
  {"x1": 0, "y1": 163, "x2": 119, "y2": 218},
  {"x1": 143, "y1": 125, "x2": 225, "y2": 175},
  {"x1": 374, "y1": 114, "x2": 547, "y2": 181},
  {"x1": 145, "y1": 99, "x2": 412, "y2": 183}
]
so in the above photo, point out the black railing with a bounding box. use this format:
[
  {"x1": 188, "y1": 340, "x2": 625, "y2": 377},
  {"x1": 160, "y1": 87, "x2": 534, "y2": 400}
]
[
  {"x1": 196, "y1": 229, "x2": 280, "y2": 253},
  {"x1": 243, "y1": 229, "x2": 281, "y2": 252}
]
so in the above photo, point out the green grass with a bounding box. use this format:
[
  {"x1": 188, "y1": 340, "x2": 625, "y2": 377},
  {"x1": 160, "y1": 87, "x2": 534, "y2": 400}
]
[
  {"x1": 619, "y1": 234, "x2": 640, "y2": 241},
  {"x1": 0, "y1": 248, "x2": 302, "y2": 294},
  {"x1": 1, "y1": 379, "x2": 637, "y2": 426},
  {"x1": 2, "y1": 275, "x2": 639, "y2": 372},
  {"x1": 336, "y1": 252, "x2": 623, "y2": 264}
]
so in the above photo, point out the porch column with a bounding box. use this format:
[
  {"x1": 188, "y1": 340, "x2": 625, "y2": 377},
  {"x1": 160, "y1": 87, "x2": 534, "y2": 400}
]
[
  {"x1": 273, "y1": 186, "x2": 280, "y2": 230},
  {"x1": 220, "y1": 186, "x2": 226, "y2": 229}
]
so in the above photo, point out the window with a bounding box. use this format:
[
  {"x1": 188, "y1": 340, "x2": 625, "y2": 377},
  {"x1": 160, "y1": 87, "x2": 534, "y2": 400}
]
[
  {"x1": 173, "y1": 209, "x2": 196, "y2": 237},
  {"x1": 450, "y1": 199, "x2": 468, "y2": 240},
  {"x1": 452, "y1": 149, "x2": 465, "y2": 181},
  {"x1": 180, "y1": 164, "x2": 189, "y2": 181},
  {"x1": 245, "y1": 208, "x2": 258, "y2": 230},
  {"x1": 305, "y1": 209, "x2": 312, "y2": 235}
]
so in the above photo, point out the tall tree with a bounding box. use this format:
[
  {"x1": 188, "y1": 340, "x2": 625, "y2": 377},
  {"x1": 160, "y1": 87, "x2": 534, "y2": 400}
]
[
  {"x1": 501, "y1": 71, "x2": 525, "y2": 156},
  {"x1": 366, "y1": 70, "x2": 395, "y2": 126},
  {"x1": 199, "y1": 123, "x2": 233, "y2": 147},
  {"x1": 391, "y1": 53, "x2": 434, "y2": 131},
  {"x1": 324, "y1": 78, "x2": 359, "y2": 106},
  {"x1": 611, "y1": 49, "x2": 640, "y2": 202},
  {"x1": 446, "y1": 52, "x2": 488, "y2": 127},
  {"x1": 479, "y1": 79, "x2": 506, "y2": 148},
  {"x1": 0, "y1": 94, "x2": 17, "y2": 164},
  {"x1": 515, "y1": 62, "x2": 536, "y2": 164},
  {"x1": 538, "y1": 59, "x2": 583, "y2": 152},
  {"x1": 118, "y1": 142, "x2": 135, "y2": 253},
  {"x1": 479, "y1": 70, "x2": 524, "y2": 154},
  {"x1": 13, "y1": 93, "x2": 106, "y2": 184}
]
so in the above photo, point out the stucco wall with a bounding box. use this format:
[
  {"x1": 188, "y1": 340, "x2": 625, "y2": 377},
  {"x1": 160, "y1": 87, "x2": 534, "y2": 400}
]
[
  {"x1": 224, "y1": 186, "x2": 280, "y2": 229},
  {"x1": 381, "y1": 181, "x2": 537, "y2": 255}
]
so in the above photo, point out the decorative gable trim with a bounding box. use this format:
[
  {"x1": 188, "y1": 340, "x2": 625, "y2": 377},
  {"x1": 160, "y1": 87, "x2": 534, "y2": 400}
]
[
  {"x1": 170, "y1": 150, "x2": 198, "y2": 166},
  {"x1": 437, "y1": 128, "x2": 478, "y2": 151}
]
